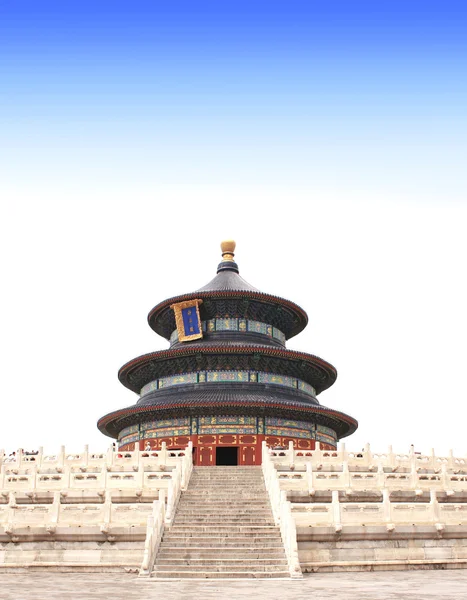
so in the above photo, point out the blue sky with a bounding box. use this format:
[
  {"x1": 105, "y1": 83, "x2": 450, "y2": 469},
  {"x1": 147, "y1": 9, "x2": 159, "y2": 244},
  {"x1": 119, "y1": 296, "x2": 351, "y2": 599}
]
[
  {"x1": 1, "y1": 1, "x2": 466, "y2": 190},
  {"x1": 0, "y1": 1, "x2": 466, "y2": 453}
]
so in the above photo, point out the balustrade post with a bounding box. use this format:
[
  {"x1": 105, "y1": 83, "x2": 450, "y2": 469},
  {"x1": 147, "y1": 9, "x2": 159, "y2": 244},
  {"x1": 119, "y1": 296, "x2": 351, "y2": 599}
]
[
  {"x1": 101, "y1": 490, "x2": 112, "y2": 533},
  {"x1": 37, "y1": 446, "x2": 44, "y2": 468},
  {"x1": 181, "y1": 442, "x2": 193, "y2": 490},
  {"x1": 441, "y1": 464, "x2": 450, "y2": 492},
  {"x1": 288, "y1": 441, "x2": 295, "y2": 467},
  {"x1": 136, "y1": 463, "x2": 144, "y2": 489},
  {"x1": 17, "y1": 448, "x2": 23, "y2": 468},
  {"x1": 377, "y1": 461, "x2": 385, "y2": 487},
  {"x1": 339, "y1": 442, "x2": 346, "y2": 462},
  {"x1": 0, "y1": 449, "x2": 4, "y2": 467},
  {"x1": 306, "y1": 462, "x2": 314, "y2": 495},
  {"x1": 166, "y1": 480, "x2": 174, "y2": 522},
  {"x1": 410, "y1": 462, "x2": 418, "y2": 488},
  {"x1": 430, "y1": 489, "x2": 440, "y2": 522},
  {"x1": 430, "y1": 448, "x2": 436, "y2": 470},
  {"x1": 388, "y1": 445, "x2": 395, "y2": 468},
  {"x1": 448, "y1": 449, "x2": 454, "y2": 469},
  {"x1": 97, "y1": 464, "x2": 106, "y2": 489},
  {"x1": 160, "y1": 442, "x2": 167, "y2": 468},
  {"x1": 83, "y1": 444, "x2": 89, "y2": 467},
  {"x1": 58, "y1": 445, "x2": 65, "y2": 468},
  {"x1": 106, "y1": 444, "x2": 115, "y2": 469},
  {"x1": 31, "y1": 465, "x2": 37, "y2": 490},
  {"x1": 382, "y1": 488, "x2": 393, "y2": 528},
  {"x1": 0, "y1": 464, "x2": 5, "y2": 490},
  {"x1": 48, "y1": 491, "x2": 61, "y2": 532},
  {"x1": 331, "y1": 490, "x2": 341, "y2": 532},
  {"x1": 364, "y1": 443, "x2": 371, "y2": 467},
  {"x1": 64, "y1": 465, "x2": 71, "y2": 489},
  {"x1": 342, "y1": 460, "x2": 350, "y2": 490}
]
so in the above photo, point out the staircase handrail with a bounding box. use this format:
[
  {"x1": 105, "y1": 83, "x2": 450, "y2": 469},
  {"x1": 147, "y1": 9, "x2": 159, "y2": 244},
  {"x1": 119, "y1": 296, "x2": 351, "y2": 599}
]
[
  {"x1": 165, "y1": 442, "x2": 193, "y2": 524},
  {"x1": 262, "y1": 442, "x2": 302, "y2": 579},
  {"x1": 165, "y1": 463, "x2": 181, "y2": 525},
  {"x1": 181, "y1": 441, "x2": 193, "y2": 490},
  {"x1": 139, "y1": 442, "x2": 192, "y2": 576},
  {"x1": 139, "y1": 493, "x2": 166, "y2": 577}
]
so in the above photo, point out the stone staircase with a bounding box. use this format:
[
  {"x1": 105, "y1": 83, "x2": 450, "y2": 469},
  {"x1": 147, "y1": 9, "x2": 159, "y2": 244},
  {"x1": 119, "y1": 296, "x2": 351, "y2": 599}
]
[{"x1": 152, "y1": 466, "x2": 290, "y2": 578}]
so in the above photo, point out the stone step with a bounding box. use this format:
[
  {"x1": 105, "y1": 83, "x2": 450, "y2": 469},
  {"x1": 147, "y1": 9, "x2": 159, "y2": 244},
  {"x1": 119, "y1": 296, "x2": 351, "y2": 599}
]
[
  {"x1": 152, "y1": 571, "x2": 290, "y2": 579},
  {"x1": 183, "y1": 488, "x2": 264, "y2": 492},
  {"x1": 155, "y1": 558, "x2": 288, "y2": 567},
  {"x1": 157, "y1": 549, "x2": 286, "y2": 559},
  {"x1": 174, "y1": 517, "x2": 273, "y2": 524},
  {"x1": 191, "y1": 473, "x2": 263, "y2": 476},
  {"x1": 187, "y1": 486, "x2": 265, "y2": 491},
  {"x1": 188, "y1": 482, "x2": 264, "y2": 486},
  {"x1": 189, "y1": 480, "x2": 263, "y2": 483},
  {"x1": 193, "y1": 465, "x2": 262, "y2": 471},
  {"x1": 181, "y1": 495, "x2": 267, "y2": 500},
  {"x1": 178, "y1": 502, "x2": 270, "y2": 507},
  {"x1": 190, "y1": 475, "x2": 263, "y2": 479},
  {"x1": 180, "y1": 497, "x2": 269, "y2": 501},
  {"x1": 153, "y1": 564, "x2": 289, "y2": 573},
  {"x1": 191, "y1": 476, "x2": 263, "y2": 478},
  {"x1": 161, "y1": 538, "x2": 283, "y2": 547},
  {"x1": 180, "y1": 497, "x2": 266, "y2": 502},
  {"x1": 190, "y1": 475, "x2": 263, "y2": 478},
  {"x1": 177, "y1": 504, "x2": 272, "y2": 517},
  {"x1": 150, "y1": 464, "x2": 289, "y2": 579},
  {"x1": 189, "y1": 483, "x2": 263, "y2": 487},
  {"x1": 184, "y1": 483, "x2": 264, "y2": 487},
  {"x1": 184, "y1": 491, "x2": 265, "y2": 495},
  {"x1": 191, "y1": 475, "x2": 263, "y2": 478},
  {"x1": 175, "y1": 511, "x2": 274, "y2": 525},
  {"x1": 169, "y1": 526, "x2": 279, "y2": 534}
]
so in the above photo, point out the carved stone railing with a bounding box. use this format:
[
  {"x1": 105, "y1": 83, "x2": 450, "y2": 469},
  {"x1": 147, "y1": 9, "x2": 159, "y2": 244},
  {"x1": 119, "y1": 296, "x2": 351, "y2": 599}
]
[
  {"x1": 181, "y1": 441, "x2": 193, "y2": 491},
  {"x1": 290, "y1": 489, "x2": 459, "y2": 533},
  {"x1": 139, "y1": 442, "x2": 193, "y2": 576},
  {"x1": 0, "y1": 442, "x2": 191, "y2": 472},
  {"x1": 274, "y1": 464, "x2": 467, "y2": 495},
  {"x1": 139, "y1": 492, "x2": 166, "y2": 577},
  {"x1": 165, "y1": 464, "x2": 181, "y2": 525},
  {"x1": 262, "y1": 441, "x2": 302, "y2": 579},
  {"x1": 268, "y1": 442, "x2": 467, "y2": 472},
  {"x1": 0, "y1": 442, "x2": 193, "y2": 547},
  {"x1": 0, "y1": 442, "x2": 195, "y2": 495}
]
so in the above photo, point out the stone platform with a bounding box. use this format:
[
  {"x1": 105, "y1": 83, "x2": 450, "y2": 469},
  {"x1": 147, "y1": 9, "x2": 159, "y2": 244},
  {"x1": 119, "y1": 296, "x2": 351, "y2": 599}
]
[{"x1": 1, "y1": 571, "x2": 467, "y2": 600}]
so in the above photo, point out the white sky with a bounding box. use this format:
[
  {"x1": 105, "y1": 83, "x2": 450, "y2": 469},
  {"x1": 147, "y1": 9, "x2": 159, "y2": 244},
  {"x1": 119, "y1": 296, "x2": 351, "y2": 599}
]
[{"x1": 1, "y1": 183, "x2": 466, "y2": 457}]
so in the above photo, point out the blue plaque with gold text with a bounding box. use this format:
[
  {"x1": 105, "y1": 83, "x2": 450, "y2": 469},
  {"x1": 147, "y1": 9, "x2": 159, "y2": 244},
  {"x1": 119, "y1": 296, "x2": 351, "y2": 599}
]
[{"x1": 170, "y1": 299, "x2": 203, "y2": 342}]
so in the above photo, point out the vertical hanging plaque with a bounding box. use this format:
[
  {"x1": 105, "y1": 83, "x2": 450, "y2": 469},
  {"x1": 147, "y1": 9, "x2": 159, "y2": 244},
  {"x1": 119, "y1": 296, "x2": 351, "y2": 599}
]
[{"x1": 170, "y1": 299, "x2": 204, "y2": 342}]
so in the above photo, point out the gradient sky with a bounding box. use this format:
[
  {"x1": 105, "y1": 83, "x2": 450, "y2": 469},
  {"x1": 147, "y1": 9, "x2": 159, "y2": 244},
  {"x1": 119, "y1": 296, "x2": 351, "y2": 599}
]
[{"x1": 1, "y1": 1, "x2": 466, "y2": 455}]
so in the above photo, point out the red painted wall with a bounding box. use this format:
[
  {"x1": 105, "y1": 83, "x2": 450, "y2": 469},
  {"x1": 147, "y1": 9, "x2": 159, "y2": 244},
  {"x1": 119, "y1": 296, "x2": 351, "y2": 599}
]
[{"x1": 119, "y1": 434, "x2": 337, "y2": 465}]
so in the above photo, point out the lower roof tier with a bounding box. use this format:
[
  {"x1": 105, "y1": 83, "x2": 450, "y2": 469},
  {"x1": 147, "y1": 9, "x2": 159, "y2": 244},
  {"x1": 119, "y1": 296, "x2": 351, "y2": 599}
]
[
  {"x1": 97, "y1": 383, "x2": 358, "y2": 440},
  {"x1": 118, "y1": 345, "x2": 337, "y2": 396}
]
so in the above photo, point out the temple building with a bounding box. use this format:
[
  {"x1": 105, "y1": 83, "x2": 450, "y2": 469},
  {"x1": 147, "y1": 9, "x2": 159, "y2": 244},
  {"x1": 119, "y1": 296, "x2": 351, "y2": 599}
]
[
  {"x1": 97, "y1": 241, "x2": 357, "y2": 465},
  {"x1": 2, "y1": 242, "x2": 466, "y2": 577}
]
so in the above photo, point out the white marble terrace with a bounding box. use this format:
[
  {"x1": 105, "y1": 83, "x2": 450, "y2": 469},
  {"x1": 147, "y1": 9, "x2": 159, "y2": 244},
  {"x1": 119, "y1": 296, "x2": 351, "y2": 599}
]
[
  {"x1": 1, "y1": 441, "x2": 467, "y2": 573},
  {"x1": 265, "y1": 442, "x2": 467, "y2": 528}
]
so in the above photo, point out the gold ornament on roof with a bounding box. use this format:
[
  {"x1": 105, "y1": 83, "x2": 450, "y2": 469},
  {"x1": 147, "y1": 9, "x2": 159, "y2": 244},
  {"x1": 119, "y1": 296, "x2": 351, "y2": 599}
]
[{"x1": 221, "y1": 239, "x2": 236, "y2": 262}]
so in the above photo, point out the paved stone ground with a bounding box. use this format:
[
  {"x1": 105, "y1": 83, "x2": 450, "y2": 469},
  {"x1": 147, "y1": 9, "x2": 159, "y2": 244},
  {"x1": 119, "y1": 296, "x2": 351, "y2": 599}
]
[{"x1": 0, "y1": 571, "x2": 466, "y2": 600}]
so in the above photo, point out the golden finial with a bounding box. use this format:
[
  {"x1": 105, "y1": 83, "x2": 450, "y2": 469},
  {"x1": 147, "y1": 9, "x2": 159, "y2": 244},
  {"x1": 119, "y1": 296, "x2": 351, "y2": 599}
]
[{"x1": 220, "y1": 240, "x2": 236, "y2": 262}]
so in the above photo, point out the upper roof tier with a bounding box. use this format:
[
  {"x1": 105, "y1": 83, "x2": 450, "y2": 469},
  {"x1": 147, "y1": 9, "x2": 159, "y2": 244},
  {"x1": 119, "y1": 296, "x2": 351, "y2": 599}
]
[{"x1": 148, "y1": 241, "x2": 309, "y2": 341}]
